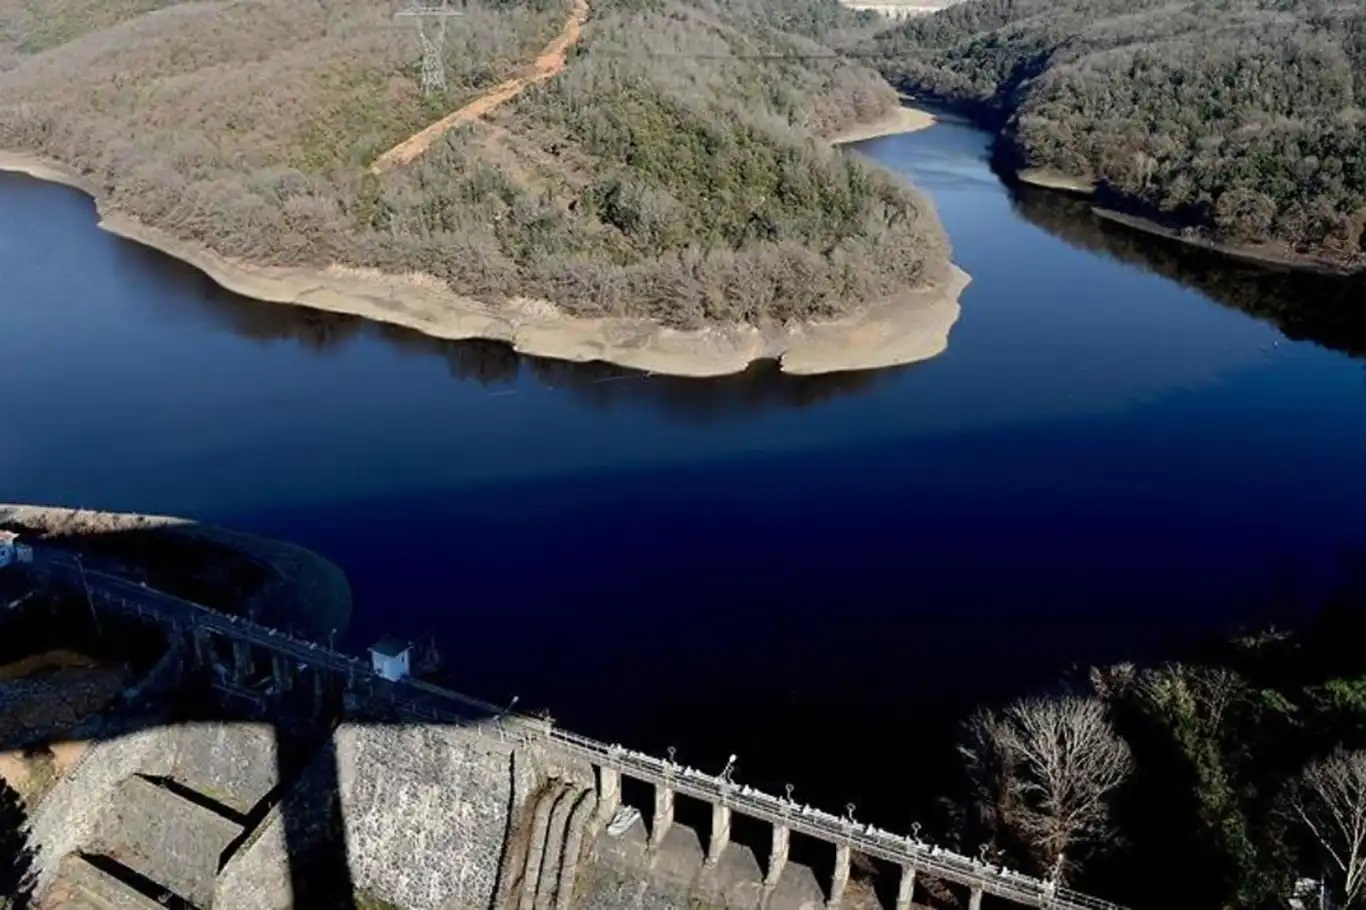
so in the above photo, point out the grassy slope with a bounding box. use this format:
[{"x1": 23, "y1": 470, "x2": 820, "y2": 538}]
[
  {"x1": 868, "y1": 0, "x2": 1366, "y2": 270},
  {"x1": 0, "y1": 0, "x2": 949, "y2": 326}
]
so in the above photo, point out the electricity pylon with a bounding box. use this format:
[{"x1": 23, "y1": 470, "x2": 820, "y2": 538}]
[{"x1": 395, "y1": 0, "x2": 462, "y2": 95}]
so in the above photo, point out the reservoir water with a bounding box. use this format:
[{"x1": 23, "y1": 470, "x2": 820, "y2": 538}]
[{"x1": 4, "y1": 120, "x2": 1366, "y2": 827}]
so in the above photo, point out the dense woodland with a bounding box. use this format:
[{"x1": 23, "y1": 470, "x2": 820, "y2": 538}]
[
  {"x1": 947, "y1": 574, "x2": 1366, "y2": 910},
  {"x1": 0, "y1": 0, "x2": 948, "y2": 326},
  {"x1": 869, "y1": 0, "x2": 1366, "y2": 271}
]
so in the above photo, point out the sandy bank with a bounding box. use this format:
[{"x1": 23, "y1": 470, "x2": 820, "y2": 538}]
[
  {"x1": 1092, "y1": 208, "x2": 1362, "y2": 277},
  {"x1": 0, "y1": 144, "x2": 967, "y2": 378},
  {"x1": 1016, "y1": 168, "x2": 1096, "y2": 196},
  {"x1": 0, "y1": 502, "x2": 352, "y2": 641},
  {"x1": 829, "y1": 105, "x2": 937, "y2": 145}
]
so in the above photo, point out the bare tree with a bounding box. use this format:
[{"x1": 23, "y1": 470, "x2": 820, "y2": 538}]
[
  {"x1": 1290, "y1": 750, "x2": 1366, "y2": 908},
  {"x1": 960, "y1": 695, "x2": 1133, "y2": 882},
  {"x1": 1095, "y1": 662, "x2": 1244, "y2": 735}
]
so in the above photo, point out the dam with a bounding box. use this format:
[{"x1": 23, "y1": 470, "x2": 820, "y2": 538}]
[{"x1": 5, "y1": 548, "x2": 1124, "y2": 910}]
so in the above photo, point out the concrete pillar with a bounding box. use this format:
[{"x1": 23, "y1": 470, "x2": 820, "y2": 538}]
[
  {"x1": 706, "y1": 803, "x2": 731, "y2": 866},
  {"x1": 312, "y1": 673, "x2": 327, "y2": 718},
  {"x1": 650, "y1": 784, "x2": 674, "y2": 847},
  {"x1": 830, "y1": 843, "x2": 852, "y2": 908},
  {"x1": 597, "y1": 766, "x2": 621, "y2": 821},
  {"x1": 231, "y1": 640, "x2": 252, "y2": 684},
  {"x1": 895, "y1": 866, "x2": 917, "y2": 910},
  {"x1": 191, "y1": 628, "x2": 209, "y2": 668},
  {"x1": 272, "y1": 655, "x2": 292, "y2": 693},
  {"x1": 765, "y1": 825, "x2": 789, "y2": 887},
  {"x1": 968, "y1": 886, "x2": 983, "y2": 910}
]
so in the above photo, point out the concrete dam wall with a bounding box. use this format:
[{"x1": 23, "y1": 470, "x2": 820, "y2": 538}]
[
  {"x1": 210, "y1": 718, "x2": 837, "y2": 910},
  {"x1": 215, "y1": 722, "x2": 574, "y2": 910},
  {"x1": 29, "y1": 710, "x2": 1002, "y2": 910},
  {"x1": 17, "y1": 550, "x2": 1119, "y2": 910},
  {"x1": 31, "y1": 714, "x2": 839, "y2": 910}
]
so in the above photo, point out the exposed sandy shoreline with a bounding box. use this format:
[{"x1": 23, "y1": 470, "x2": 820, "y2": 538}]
[
  {"x1": 828, "y1": 105, "x2": 937, "y2": 145},
  {"x1": 0, "y1": 134, "x2": 967, "y2": 377},
  {"x1": 1016, "y1": 168, "x2": 1096, "y2": 196}
]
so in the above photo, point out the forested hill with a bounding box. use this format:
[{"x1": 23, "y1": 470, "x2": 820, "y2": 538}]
[
  {"x1": 0, "y1": 0, "x2": 948, "y2": 327},
  {"x1": 868, "y1": 0, "x2": 1366, "y2": 272}
]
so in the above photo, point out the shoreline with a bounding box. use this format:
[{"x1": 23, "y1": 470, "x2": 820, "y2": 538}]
[
  {"x1": 1011, "y1": 164, "x2": 1362, "y2": 276},
  {"x1": 0, "y1": 128, "x2": 968, "y2": 378},
  {"x1": 828, "y1": 104, "x2": 936, "y2": 145},
  {"x1": 1092, "y1": 208, "x2": 1362, "y2": 277},
  {"x1": 1015, "y1": 168, "x2": 1096, "y2": 196}
]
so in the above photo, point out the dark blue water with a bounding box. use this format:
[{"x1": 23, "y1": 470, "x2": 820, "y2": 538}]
[{"x1": 5, "y1": 121, "x2": 1366, "y2": 823}]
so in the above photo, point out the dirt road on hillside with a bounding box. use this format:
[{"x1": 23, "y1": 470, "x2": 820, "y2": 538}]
[{"x1": 372, "y1": 0, "x2": 590, "y2": 173}]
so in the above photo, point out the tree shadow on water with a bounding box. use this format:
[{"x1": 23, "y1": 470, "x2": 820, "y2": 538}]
[{"x1": 114, "y1": 236, "x2": 907, "y2": 420}]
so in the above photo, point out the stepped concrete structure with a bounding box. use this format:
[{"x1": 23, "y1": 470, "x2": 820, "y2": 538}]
[{"x1": 12, "y1": 551, "x2": 1126, "y2": 910}]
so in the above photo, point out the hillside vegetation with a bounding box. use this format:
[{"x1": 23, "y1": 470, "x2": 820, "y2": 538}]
[
  {"x1": 869, "y1": 0, "x2": 1366, "y2": 271},
  {"x1": 0, "y1": 0, "x2": 949, "y2": 327},
  {"x1": 945, "y1": 583, "x2": 1366, "y2": 910}
]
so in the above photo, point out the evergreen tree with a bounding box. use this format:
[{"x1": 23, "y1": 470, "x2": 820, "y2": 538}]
[{"x1": 0, "y1": 778, "x2": 35, "y2": 910}]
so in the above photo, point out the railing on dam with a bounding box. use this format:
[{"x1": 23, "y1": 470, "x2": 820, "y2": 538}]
[
  {"x1": 33, "y1": 553, "x2": 1127, "y2": 910},
  {"x1": 539, "y1": 738, "x2": 1117, "y2": 910}
]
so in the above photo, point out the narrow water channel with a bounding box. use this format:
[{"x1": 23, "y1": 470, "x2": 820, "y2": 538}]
[{"x1": 4, "y1": 119, "x2": 1366, "y2": 828}]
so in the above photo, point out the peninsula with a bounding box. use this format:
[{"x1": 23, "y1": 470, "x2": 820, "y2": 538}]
[
  {"x1": 869, "y1": 0, "x2": 1366, "y2": 274},
  {"x1": 0, "y1": 0, "x2": 967, "y2": 376}
]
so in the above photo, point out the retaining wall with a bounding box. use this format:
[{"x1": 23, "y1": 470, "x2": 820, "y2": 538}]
[
  {"x1": 217, "y1": 719, "x2": 593, "y2": 910},
  {"x1": 28, "y1": 728, "x2": 171, "y2": 893},
  {"x1": 339, "y1": 721, "x2": 550, "y2": 910},
  {"x1": 31, "y1": 719, "x2": 281, "y2": 894},
  {"x1": 91, "y1": 775, "x2": 242, "y2": 907},
  {"x1": 164, "y1": 721, "x2": 278, "y2": 814}
]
